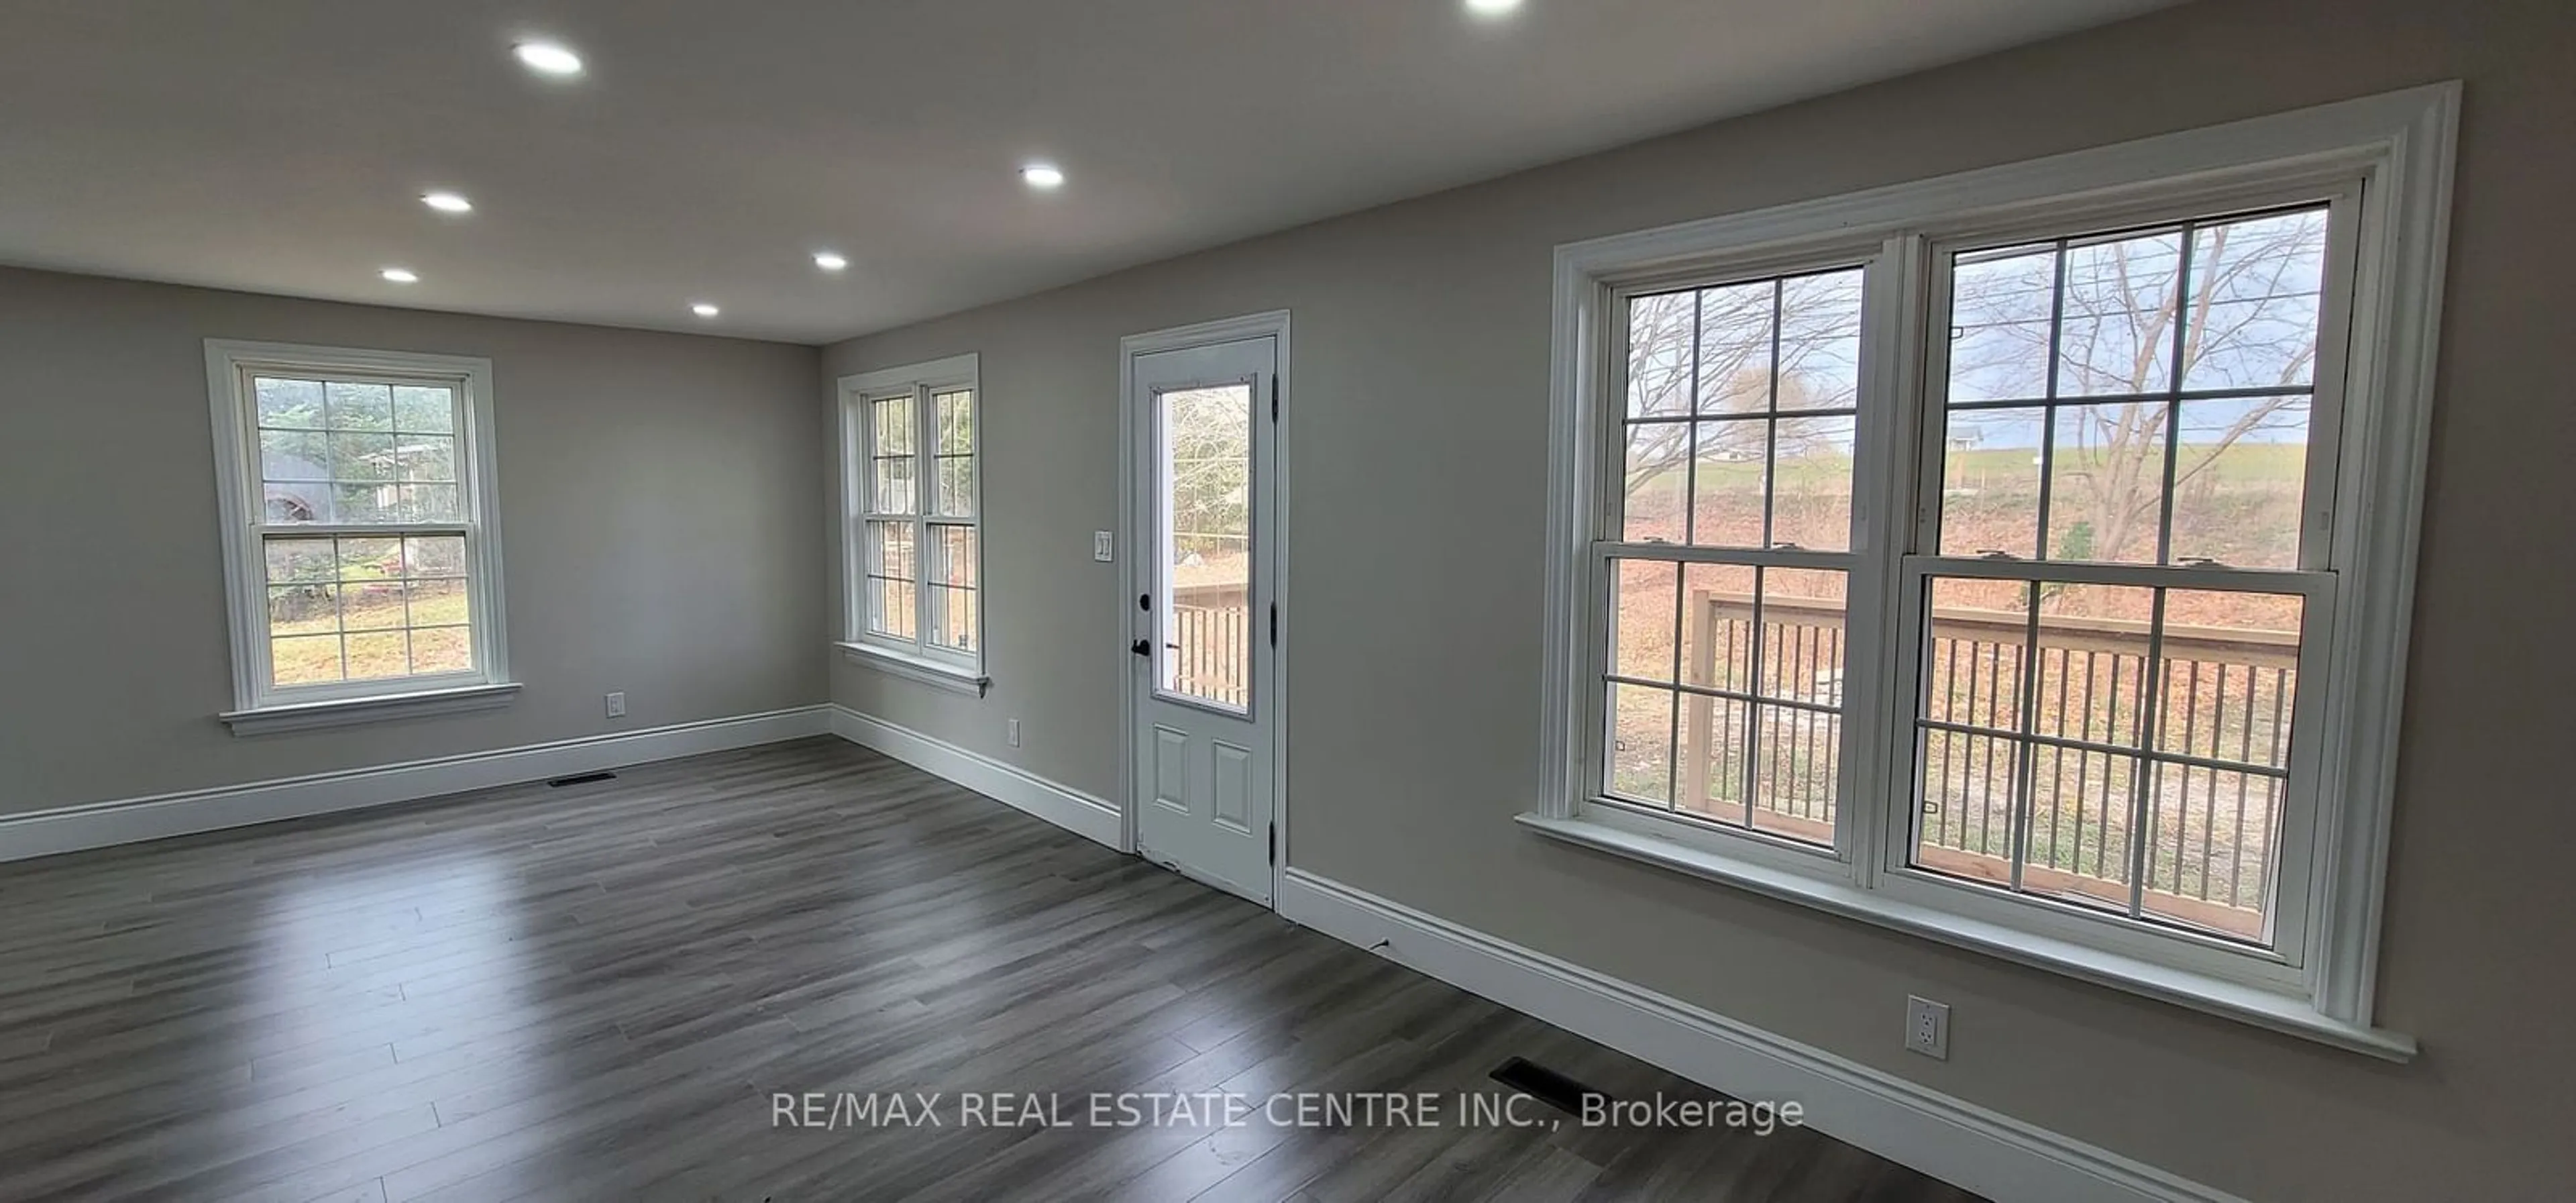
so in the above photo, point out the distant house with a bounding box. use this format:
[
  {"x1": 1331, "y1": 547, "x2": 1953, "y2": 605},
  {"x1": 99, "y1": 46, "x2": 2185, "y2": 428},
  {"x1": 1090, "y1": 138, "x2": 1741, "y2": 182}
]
[{"x1": 264, "y1": 453, "x2": 332, "y2": 523}]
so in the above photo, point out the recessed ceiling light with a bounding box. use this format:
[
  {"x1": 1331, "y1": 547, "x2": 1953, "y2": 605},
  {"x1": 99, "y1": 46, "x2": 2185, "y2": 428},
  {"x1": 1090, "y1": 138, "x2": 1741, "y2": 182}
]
[
  {"x1": 812, "y1": 251, "x2": 849, "y2": 272},
  {"x1": 690, "y1": 302, "x2": 721, "y2": 318},
  {"x1": 1020, "y1": 163, "x2": 1066, "y2": 190},
  {"x1": 421, "y1": 191, "x2": 474, "y2": 214},
  {"x1": 1464, "y1": 0, "x2": 1524, "y2": 15},
  {"x1": 381, "y1": 268, "x2": 419, "y2": 284},
  {"x1": 513, "y1": 40, "x2": 584, "y2": 76}
]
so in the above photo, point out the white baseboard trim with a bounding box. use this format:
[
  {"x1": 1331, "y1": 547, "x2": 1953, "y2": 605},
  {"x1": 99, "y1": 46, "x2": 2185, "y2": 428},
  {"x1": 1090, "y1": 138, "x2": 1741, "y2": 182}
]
[
  {"x1": 1277, "y1": 868, "x2": 2245, "y2": 1203},
  {"x1": 0, "y1": 706, "x2": 834, "y2": 864},
  {"x1": 826, "y1": 705, "x2": 1125, "y2": 851}
]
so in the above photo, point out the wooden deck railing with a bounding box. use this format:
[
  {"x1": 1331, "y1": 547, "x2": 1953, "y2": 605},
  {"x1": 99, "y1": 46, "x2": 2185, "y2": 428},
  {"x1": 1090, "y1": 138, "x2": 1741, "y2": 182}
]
[
  {"x1": 1683, "y1": 591, "x2": 2297, "y2": 939},
  {"x1": 1163, "y1": 580, "x2": 2294, "y2": 941},
  {"x1": 1164, "y1": 584, "x2": 1250, "y2": 709}
]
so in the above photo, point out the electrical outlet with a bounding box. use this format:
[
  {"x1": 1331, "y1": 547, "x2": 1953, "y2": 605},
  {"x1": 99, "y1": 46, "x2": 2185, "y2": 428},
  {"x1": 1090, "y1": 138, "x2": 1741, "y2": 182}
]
[
  {"x1": 605, "y1": 692, "x2": 627, "y2": 719},
  {"x1": 1904, "y1": 996, "x2": 1950, "y2": 1060},
  {"x1": 1007, "y1": 717, "x2": 1021, "y2": 747},
  {"x1": 1093, "y1": 531, "x2": 1114, "y2": 562}
]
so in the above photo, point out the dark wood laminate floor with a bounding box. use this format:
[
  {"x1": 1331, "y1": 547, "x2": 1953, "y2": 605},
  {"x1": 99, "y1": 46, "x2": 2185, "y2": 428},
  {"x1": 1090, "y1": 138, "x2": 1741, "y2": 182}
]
[{"x1": 0, "y1": 738, "x2": 1981, "y2": 1203}]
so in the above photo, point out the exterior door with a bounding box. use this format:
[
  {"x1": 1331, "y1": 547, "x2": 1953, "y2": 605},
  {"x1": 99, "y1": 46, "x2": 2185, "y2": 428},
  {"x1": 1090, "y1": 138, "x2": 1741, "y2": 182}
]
[{"x1": 1129, "y1": 334, "x2": 1277, "y2": 904}]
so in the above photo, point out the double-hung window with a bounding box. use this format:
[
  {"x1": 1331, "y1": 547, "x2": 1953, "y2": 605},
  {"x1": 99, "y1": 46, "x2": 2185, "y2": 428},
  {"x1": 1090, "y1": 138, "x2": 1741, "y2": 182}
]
[
  {"x1": 837, "y1": 354, "x2": 985, "y2": 694},
  {"x1": 206, "y1": 342, "x2": 513, "y2": 733},
  {"x1": 1603, "y1": 264, "x2": 1868, "y2": 847},
  {"x1": 1534, "y1": 87, "x2": 2456, "y2": 1057}
]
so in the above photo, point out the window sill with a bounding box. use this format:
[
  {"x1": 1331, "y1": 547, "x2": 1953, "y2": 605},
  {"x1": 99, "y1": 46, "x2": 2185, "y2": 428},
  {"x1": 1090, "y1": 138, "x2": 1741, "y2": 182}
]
[
  {"x1": 835, "y1": 641, "x2": 988, "y2": 697},
  {"x1": 221, "y1": 682, "x2": 521, "y2": 736},
  {"x1": 1515, "y1": 810, "x2": 2418, "y2": 1061}
]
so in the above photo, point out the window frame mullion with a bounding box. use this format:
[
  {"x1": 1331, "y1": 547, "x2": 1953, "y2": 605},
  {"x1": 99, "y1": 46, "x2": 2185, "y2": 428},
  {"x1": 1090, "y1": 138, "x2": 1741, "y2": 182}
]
[
  {"x1": 1846, "y1": 232, "x2": 1929, "y2": 891},
  {"x1": 911, "y1": 382, "x2": 936, "y2": 656}
]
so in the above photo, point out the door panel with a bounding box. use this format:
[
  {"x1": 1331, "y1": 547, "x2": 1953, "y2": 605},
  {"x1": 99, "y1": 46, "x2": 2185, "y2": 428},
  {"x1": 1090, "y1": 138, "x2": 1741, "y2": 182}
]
[
  {"x1": 1131, "y1": 335, "x2": 1277, "y2": 904},
  {"x1": 1152, "y1": 726, "x2": 1189, "y2": 813},
  {"x1": 1211, "y1": 741, "x2": 1254, "y2": 832}
]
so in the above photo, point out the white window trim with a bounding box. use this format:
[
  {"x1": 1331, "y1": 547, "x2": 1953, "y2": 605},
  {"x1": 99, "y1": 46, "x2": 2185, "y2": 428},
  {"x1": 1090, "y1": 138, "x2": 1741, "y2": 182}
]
[
  {"x1": 835, "y1": 353, "x2": 988, "y2": 696},
  {"x1": 206, "y1": 340, "x2": 515, "y2": 735},
  {"x1": 1530, "y1": 84, "x2": 2457, "y2": 1060}
]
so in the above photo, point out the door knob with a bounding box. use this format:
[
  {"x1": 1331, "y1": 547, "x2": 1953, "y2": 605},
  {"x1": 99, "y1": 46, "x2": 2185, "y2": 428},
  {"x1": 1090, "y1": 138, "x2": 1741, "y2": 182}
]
[{"x1": 1131, "y1": 639, "x2": 1150, "y2": 657}]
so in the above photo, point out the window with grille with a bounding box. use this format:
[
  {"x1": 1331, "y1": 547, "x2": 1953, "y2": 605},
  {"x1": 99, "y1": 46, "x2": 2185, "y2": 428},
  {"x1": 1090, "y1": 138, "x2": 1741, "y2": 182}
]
[
  {"x1": 206, "y1": 342, "x2": 511, "y2": 727},
  {"x1": 839, "y1": 355, "x2": 984, "y2": 689},
  {"x1": 1605, "y1": 266, "x2": 1863, "y2": 846},
  {"x1": 1538, "y1": 88, "x2": 2455, "y2": 1055},
  {"x1": 1907, "y1": 205, "x2": 2337, "y2": 947}
]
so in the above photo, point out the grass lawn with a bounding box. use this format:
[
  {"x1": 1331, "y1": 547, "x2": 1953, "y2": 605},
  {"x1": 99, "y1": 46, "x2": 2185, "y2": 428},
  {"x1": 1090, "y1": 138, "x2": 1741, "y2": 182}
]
[{"x1": 270, "y1": 583, "x2": 472, "y2": 684}]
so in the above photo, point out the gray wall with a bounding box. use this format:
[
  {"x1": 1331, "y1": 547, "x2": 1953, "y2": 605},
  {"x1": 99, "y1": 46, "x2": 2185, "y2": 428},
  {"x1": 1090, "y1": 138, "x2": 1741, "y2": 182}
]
[
  {"x1": 0, "y1": 268, "x2": 829, "y2": 815},
  {"x1": 822, "y1": 0, "x2": 2576, "y2": 1197}
]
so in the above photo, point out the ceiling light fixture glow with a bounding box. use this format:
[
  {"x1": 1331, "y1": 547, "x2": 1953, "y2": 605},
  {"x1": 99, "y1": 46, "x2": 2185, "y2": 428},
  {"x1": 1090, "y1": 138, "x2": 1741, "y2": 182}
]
[
  {"x1": 1020, "y1": 163, "x2": 1066, "y2": 190},
  {"x1": 513, "y1": 41, "x2": 584, "y2": 76},
  {"x1": 380, "y1": 268, "x2": 419, "y2": 284},
  {"x1": 1464, "y1": 0, "x2": 1524, "y2": 15},
  {"x1": 421, "y1": 191, "x2": 474, "y2": 213},
  {"x1": 813, "y1": 251, "x2": 849, "y2": 272},
  {"x1": 690, "y1": 302, "x2": 721, "y2": 318}
]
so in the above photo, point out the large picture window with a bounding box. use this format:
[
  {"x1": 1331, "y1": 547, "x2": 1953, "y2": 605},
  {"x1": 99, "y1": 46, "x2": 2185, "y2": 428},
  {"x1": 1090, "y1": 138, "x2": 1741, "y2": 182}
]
[
  {"x1": 1534, "y1": 87, "x2": 2455, "y2": 1058},
  {"x1": 206, "y1": 342, "x2": 513, "y2": 733},
  {"x1": 838, "y1": 354, "x2": 985, "y2": 694}
]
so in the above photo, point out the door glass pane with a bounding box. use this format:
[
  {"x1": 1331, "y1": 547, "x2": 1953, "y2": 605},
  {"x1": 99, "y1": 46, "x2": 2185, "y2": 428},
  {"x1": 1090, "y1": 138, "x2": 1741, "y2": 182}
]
[{"x1": 1157, "y1": 382, "x2": 1252, "y2": 711}]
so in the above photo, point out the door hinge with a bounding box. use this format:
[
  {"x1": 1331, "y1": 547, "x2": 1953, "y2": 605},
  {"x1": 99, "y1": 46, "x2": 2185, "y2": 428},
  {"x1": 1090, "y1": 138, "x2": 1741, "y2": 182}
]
[
  {"x1": 1269, "y1": 603, "x2": 1277, "y2": 647},
  {"x1": 1268, "y1": 823, "x2": 1277, "y2": 865},
  {"x1": 1271, "y1": 377, "x2": 1279, "y2": 421}
]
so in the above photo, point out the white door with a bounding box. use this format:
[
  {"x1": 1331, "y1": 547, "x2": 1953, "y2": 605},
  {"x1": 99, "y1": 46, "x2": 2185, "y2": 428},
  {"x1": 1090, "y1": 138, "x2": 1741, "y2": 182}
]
[{"x1": 1129, "y1": 333, "x2": 1278, "y2": 904}]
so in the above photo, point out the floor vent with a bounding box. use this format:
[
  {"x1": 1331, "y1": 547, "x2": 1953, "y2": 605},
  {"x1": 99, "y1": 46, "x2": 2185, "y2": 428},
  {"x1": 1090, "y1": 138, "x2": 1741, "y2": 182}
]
[
  {"x1": 1489, "y1": 1057, "x2": 1601, "y2": 1116},
  {"x1": 546, "y1": 770, "x2": 619, "y2": 788}
]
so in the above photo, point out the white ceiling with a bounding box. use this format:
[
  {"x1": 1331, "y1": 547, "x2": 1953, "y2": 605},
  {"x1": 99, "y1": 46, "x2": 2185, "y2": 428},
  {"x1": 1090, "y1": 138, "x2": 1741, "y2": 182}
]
[{"x1": 0, "y1": 0, "x2": 2170, "y2": 344}]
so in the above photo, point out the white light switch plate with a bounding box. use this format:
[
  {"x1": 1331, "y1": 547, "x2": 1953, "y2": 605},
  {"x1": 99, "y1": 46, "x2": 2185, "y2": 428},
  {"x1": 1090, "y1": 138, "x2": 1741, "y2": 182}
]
[{"x1": 1093, "y1": 531, "x2": 1114, "y2": 562}]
